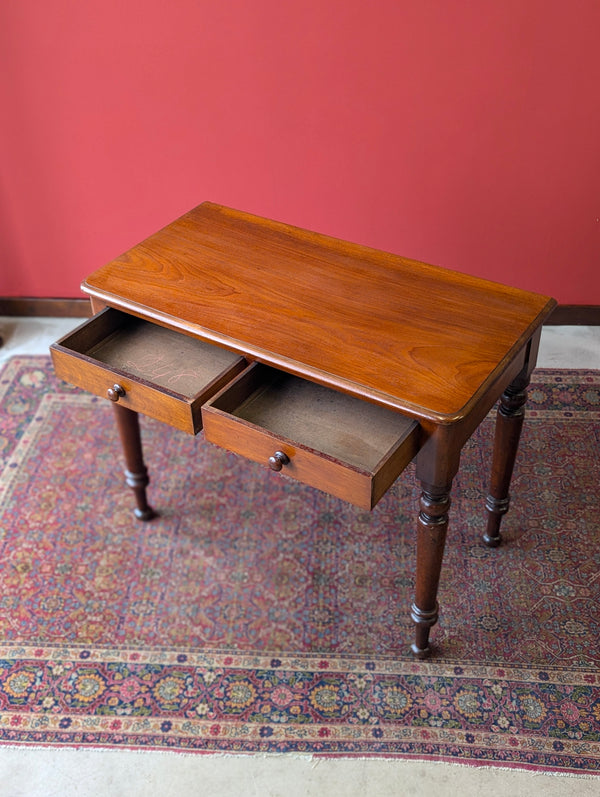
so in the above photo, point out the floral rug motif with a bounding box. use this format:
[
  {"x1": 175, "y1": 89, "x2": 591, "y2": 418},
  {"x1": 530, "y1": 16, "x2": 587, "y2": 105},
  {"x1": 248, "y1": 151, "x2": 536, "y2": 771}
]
[{"x1": 0, "y1": 357, "x2": 599, "y2": 772}]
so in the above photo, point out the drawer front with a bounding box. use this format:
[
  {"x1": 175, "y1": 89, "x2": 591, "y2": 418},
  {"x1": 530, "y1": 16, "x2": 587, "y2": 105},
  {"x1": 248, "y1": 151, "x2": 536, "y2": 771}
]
[
  {"x1": 50, "y1": 309, "x2": 247, "y2": 435},
  {"x1": 202, "y1": 364, "x2": 420, "y2": 510}
]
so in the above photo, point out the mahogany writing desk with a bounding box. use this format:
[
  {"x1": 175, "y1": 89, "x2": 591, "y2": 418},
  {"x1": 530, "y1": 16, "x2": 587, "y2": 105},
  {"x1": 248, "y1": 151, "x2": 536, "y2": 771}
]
[{"x1": 51, "y1": 202, "x2": 556, "y2": 657}]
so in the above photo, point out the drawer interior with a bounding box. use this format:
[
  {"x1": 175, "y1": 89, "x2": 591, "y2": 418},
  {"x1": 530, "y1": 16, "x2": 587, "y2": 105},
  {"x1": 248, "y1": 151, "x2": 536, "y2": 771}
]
[
  {"x1": 220, "y1": 365, "x2": 418, "y2": 471},
  {"x1": 62, "y1": 309, "x2": 244, "y2": 398}
]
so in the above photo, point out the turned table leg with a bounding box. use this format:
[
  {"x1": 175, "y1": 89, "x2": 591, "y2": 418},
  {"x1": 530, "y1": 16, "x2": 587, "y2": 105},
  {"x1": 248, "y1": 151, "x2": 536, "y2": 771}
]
[
  {"x1": 410, "y1": 481, "x2": 452, "y2": 659},
  {"x1": 112, "y1": 404, "x2": 156, "y2": 521},
  {"x1": 483, "y1": 373, "x2": 530, "y2": 547}
]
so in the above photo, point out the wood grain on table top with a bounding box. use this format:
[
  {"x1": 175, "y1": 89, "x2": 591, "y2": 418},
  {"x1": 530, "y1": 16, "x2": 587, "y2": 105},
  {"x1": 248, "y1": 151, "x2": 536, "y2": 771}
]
[{"x1": 83, "y1": 202, "x2": 556, "y2": 421}]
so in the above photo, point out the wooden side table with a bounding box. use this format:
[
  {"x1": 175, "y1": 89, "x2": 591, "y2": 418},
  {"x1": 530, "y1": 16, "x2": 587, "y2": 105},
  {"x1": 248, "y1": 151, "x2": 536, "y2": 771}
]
[{"x1": 51, "y1": 202, "x2": 556, "y2": 657}]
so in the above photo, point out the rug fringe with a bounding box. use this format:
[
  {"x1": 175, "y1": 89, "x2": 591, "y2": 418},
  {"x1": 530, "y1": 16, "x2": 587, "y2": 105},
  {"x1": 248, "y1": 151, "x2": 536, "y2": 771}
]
[{"x1": 0, "y1": 743, "x2": 598, "y2": 779}]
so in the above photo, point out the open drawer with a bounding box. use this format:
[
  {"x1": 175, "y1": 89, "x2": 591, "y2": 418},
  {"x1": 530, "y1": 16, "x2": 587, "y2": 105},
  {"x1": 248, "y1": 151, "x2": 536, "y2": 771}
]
[
  {"x1": 50, "y1": 308, "x2": 247, "y2": 434},
  {"x1": 202, "y1": 363, "x2": 421, "y2": 509}
]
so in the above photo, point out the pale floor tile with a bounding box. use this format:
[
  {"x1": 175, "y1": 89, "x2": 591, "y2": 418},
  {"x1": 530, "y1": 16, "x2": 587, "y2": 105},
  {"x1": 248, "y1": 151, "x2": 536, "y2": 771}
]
[
  {"x1": 537, "y1": 325, "x2": 600, "y2": 369},
  {"x1": 0, "y1": 318, "x2": 598, "y2": 794},
  {"x1": 0, "y1": 748, "x2": 598, "y2": 797},
  {"x1": 0, "y1": 316, "x2": 83, "y2": 363}
]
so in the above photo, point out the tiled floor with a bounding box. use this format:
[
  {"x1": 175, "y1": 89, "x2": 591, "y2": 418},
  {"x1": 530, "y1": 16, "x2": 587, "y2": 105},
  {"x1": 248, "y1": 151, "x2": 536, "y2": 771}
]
[{"x1": 0, "y1": 318, "x2": 599, "y2": 796}]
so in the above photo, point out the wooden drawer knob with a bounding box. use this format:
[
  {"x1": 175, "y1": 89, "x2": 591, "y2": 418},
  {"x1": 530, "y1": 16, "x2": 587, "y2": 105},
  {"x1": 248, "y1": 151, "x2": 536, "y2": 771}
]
[
  {"x1": 268, "y1": 451, "x2": 289, "y2": 471},
  {"x1": 107, "y1": 384, "x2": 126, "y2": 402}
]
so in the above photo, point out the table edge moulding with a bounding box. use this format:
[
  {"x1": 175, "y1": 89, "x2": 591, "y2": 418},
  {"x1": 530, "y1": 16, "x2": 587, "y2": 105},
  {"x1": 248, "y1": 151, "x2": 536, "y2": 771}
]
[{"x1": 50, "y1": 201, "x2": 557, "y2": 658}]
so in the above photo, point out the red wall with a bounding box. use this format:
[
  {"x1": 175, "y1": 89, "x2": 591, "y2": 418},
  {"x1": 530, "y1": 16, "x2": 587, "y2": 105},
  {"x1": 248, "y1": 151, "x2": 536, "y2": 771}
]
[{"x1": 2, "y1": 0, "x2": 599, "y2": 303}]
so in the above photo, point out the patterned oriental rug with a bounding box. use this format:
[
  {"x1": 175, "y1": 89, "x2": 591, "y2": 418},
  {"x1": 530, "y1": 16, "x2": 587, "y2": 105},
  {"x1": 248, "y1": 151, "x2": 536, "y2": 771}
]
[{"x1": 0, "y1": 356, "x2": 599, "y2": 774}]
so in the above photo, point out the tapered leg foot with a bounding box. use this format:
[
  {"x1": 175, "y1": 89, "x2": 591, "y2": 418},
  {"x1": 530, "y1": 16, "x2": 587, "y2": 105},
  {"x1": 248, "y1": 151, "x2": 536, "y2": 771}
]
[
  {"x1": 484, "y1": 375, "x2": 529, "y2": 546},
  {"x1": 410, "y1": 484, "x2": 451, "y2": 658},
  {"x1": 112, "y1": 404, "x2": 156, "y2": 521},
  {"x1": 125, "y1": 469, "x2": 156, "y2": 521},
  {"x1": 410, "y1": 604, "x2": 438, "y2": 659}
]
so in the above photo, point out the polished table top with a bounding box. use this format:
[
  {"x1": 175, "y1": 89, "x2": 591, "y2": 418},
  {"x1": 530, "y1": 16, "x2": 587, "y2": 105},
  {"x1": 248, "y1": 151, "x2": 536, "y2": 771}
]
[{"x1": 82, "y1": 202, "x2": 556, "y2": 423}]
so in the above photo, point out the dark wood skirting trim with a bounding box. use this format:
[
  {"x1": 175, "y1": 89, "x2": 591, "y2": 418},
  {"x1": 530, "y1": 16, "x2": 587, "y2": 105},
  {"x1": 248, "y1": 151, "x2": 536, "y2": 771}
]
[
  {"x1": 0, "y1": 298, "x2": 91, "y2": 318},
  {"x1": 1, "y1": 297, "x2": 599, "y2": 325},
  {"x1": 545, "y1": 305, "x2": 600, "y2": 325}
]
